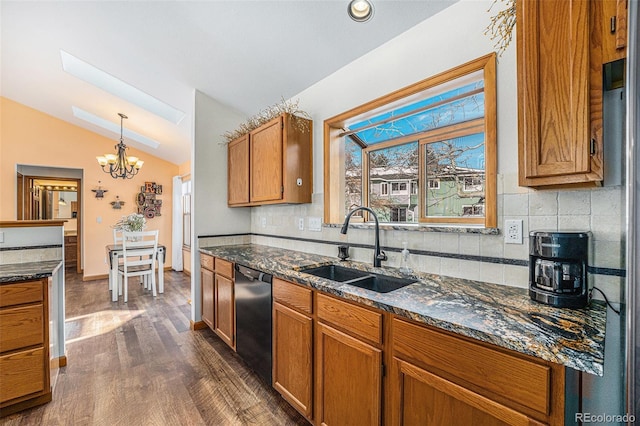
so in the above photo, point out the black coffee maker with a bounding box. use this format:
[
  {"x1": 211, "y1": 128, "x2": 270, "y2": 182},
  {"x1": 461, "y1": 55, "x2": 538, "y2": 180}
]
[{"x1": 529, "y1": 231, "x2": 590, "y2": 308}]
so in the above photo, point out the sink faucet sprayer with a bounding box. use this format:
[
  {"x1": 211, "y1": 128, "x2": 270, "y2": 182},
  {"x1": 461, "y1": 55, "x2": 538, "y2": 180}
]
[{"x1": 340, "y1": 206, "x2": 387, "y2": 267}]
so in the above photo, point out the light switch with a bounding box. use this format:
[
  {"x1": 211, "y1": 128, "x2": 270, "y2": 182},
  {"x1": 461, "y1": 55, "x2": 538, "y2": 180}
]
[
  {"x1": 308, "y1": 217, "x2": 322, "y2": 232},
  {"x1": 97, "y1": 216, "x2": 102, "y2": 224}
]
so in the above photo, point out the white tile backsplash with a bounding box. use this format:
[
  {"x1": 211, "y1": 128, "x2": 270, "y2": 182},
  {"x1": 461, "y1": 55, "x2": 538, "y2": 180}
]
[
  {"x1": 245, "y1": 184, "x2": 625, "y2": 302},
  {"x1": 504, "y1": 193, "x2": 529, "y2": 215},
  {"x1": 558, "y1": 190, "x2": 591, "y2": 215},
  {"x1": 528, "y1": 191, "x2": 558, "y2": 216}
]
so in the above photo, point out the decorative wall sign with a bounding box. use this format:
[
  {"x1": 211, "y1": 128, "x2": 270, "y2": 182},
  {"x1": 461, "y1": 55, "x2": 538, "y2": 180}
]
[
  {"x1": 92, "y1": 181, "x2": 108, "y2": 199},
  {"x1": 136, "y1": 181, "x2": 162, "y2": 218},
  {"x1": 110, "y1": 196, "x2": 125, "y2": 209}
]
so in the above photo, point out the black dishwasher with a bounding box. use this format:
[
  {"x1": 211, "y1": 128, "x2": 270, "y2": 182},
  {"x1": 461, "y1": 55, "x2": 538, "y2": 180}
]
[{"x1": 234, "y1": 264, "x2": 273, "y2": 385}]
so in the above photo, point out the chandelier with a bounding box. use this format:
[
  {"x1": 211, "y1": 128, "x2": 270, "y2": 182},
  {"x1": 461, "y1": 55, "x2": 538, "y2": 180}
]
[{"x1": 96, "y1": 113, "x2": 144, "y2": 179}]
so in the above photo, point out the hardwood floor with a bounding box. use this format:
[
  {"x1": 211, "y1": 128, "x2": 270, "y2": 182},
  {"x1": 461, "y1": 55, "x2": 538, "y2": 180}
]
[{"x1": 1, "y1": 270, "x2": 310, "y2": 425}]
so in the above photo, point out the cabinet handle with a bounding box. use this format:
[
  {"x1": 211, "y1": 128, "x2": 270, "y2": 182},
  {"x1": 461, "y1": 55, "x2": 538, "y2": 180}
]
[
  {"x1": 610, "y1": 16, "x2": 616, "y2": 33},
  {"x1": 590, "y1": 139, "x2": 596, "y2": 155}
]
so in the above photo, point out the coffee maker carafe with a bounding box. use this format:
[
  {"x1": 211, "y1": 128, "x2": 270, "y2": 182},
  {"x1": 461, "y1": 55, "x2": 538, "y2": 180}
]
[{"x1": 529, "y1": 231, "x2": 590, "y2": 308}]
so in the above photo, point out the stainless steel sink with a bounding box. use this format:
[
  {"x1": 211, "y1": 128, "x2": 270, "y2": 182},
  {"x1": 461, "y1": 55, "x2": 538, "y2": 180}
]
[
  {"x1": 300, "y1": 264, "x2": 370, "y2": 282},
  {"x1": 299, "y1": 264, "x2": 416, "y2": 293}
]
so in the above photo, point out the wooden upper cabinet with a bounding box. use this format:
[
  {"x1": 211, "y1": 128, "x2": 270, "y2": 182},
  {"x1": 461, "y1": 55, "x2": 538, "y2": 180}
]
[
  {"x1": 227, "y1": 134, "x2": 250, "y2": 206},
  {"x1": 250, "y1": 117, "x2": 284, "y2": 203},
  {"x1": 517, "y1": 0, "x2": 604, "y2": 187},
  {"x1": 227, "y1": 113, "x2": 312, "y2": 206},
  {"x1": 600, "y1": 0, "x2": 627, "y2": 64}
]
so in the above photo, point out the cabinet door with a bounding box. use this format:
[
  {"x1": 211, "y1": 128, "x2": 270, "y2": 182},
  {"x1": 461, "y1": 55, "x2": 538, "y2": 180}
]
[
  {"x1": 250, "y1": 117, "x2": 283, "y2": 203},
  {"x1": 390, "y1": 358, "x2": 545, "y2": 426},
  {"x1": 0, "y1": 347, "x2": 46, "y2": 403},
  {"x1": 214, "y1": 274, "x2": 235, "y2": 349},
  {"x1": 316, "y1": 322, "x2": 382, "y2": 426},
  {"x1": 201, "y1": 268, "x2": 214, "y2": 330},
  {"x1": 228, "y1": 134, "x2": 250, "y2": 205},
  {"x1": 517, "y1": 0, "x2": 595, "y2": 185},
  {"x1": 273, "y1": 302, "x2": 313, "y2": 419}
]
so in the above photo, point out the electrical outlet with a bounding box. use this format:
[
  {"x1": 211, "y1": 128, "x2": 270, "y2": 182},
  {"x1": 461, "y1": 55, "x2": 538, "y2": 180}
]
[
  {"x1": 504, "y1": 219, "x2": 523, "y2": 244},
  {"x1": 298, "y1": 217, "x2": 304, "y2": 231},
  {"x1": 0, "y1": 231, "x2": 4, "y2": 243},
  {"x1": 261, "y1": 217, "x2": 267, "y2": 228}
]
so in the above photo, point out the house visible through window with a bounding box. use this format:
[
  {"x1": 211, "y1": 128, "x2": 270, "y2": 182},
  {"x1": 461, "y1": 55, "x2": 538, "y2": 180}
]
[
  {"x1": 329, "y1": 54, "x2": 496, "y2": 227},
  {"x1": 462, "y1": 204, "x2": 484, "y2": 216}
]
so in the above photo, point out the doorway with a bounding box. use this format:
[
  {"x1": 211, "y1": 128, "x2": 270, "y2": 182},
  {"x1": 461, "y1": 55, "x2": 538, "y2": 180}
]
[{"x1": 17, "y1": 171, "x2": 82, "y2": 273}]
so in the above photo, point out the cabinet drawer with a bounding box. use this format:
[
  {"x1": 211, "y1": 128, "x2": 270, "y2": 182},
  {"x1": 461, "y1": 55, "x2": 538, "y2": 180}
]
[
  {"x1": 0, "y1": 305, "x2": 44, "y2": 352},
  {"x1": 0, "y1": 347, "x2": 46, "y2": 403},
  {"x1": 200, "y1": 254, "x2": 214, "y2": 271},
  {"x1": 215, "y1": 258, "x2": 233, "y2": 279},
  {"x1": 273, "y1": 278, "x2": 313, "y2": 315},
  {"x1": 317, "y1": 293, "x2": 382, "y2": 346},
  {"x1": 392, "y1": 318, "x2": 551, "y2": 416},
  {"x1": 0, "y1": 281, "x2": 43, "y2": 308}
]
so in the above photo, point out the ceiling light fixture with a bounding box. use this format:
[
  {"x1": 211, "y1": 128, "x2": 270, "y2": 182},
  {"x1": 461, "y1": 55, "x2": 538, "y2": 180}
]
[
  {"x1": 96, "y1": 113, "x2": 144, "y2": 179},
  {"x1": 348, "y1": 0, "x2": 374, "y2": 22}
]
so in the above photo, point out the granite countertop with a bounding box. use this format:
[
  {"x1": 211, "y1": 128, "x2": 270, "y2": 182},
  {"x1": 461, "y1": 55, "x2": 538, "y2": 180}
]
[
  {"x1": 200, "y1": 243, "x2": 607, "y2": 376},
  {"x1": 0, "y1": 260, "x2": 62, "y2": 283}
]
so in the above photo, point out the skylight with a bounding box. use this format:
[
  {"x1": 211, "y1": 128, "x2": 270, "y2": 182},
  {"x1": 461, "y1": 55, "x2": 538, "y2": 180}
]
[
  {"x1": 61, "y1": 50, "x2": 186, "y2": 125},
  {"x1": 72, "y1": 106, "x2": 160, "y2": 149}
]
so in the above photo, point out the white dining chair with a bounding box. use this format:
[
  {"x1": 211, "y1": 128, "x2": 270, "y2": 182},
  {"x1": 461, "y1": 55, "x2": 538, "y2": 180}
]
[
  {"x1": 116, "y1": 230, "x2": 158, "y2": 303},
  {"x1": 109, "y1": 229, "x2": 125, "y2": 293}
]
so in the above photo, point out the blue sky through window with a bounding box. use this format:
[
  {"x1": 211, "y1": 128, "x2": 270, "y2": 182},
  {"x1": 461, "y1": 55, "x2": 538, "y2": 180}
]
[{"x1": 347, "y1": 81, "x2": 484, "y2": 146}]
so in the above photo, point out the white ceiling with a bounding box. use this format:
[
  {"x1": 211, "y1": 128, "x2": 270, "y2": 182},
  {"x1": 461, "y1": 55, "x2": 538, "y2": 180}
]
[{"x1": 1, "y1": 0, "x2": 458, "y2": 165}]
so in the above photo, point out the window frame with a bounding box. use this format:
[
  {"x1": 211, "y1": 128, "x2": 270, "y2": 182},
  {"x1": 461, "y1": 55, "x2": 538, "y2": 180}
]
[{"x1": 324, "y1": 53, "x2": 497, "y2": 228}]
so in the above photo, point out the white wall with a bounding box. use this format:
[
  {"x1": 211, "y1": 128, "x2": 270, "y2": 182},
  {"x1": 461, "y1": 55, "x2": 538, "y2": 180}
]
[
  {"x1": 192, "y1": 89, "x2": 250, "y2": 321},
  {"x1": 249, "y1": 0, "x2": 625, "y2": 304}
]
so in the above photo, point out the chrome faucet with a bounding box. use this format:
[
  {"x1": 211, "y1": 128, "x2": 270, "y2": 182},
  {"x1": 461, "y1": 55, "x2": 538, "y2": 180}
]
[{"x1": 340, "y1": 206, "x2": 387, "y2": 267}]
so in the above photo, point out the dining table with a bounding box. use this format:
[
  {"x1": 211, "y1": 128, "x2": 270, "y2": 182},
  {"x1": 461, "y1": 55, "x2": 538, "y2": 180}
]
[{"x1": 106, "y1": 244, "x2": 166, "y2": 302}]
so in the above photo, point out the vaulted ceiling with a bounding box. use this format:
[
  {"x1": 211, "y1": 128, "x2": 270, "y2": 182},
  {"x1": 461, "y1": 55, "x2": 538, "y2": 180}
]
[{"x1": 1, "y1": 1, "x2": 459, "y2": 165}]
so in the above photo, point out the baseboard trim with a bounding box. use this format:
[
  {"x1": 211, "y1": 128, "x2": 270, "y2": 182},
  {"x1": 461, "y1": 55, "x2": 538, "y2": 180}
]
[
  {"x1": 83, "y1": 274, "x2": 109, "y2": 281},
  {"x1": 190, "y1": 320, "x2": 207, "y2": 331},
  {"x1": 58, "y1": 355, "x2": 67, "y2": 367}
]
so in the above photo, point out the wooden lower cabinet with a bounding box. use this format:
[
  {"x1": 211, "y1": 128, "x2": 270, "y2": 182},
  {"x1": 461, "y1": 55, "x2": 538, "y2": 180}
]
[
  {"x1": 391, "y1": 358, "x2": 539, "y2": 426},
  {"x1": 200, "y1": 254, "x2": 235, "y2": 351},
  {"x1": 200, "y1": 254, "x2": 214, "y2": 330},
  {"x1": 390, "y1": 318, "x2": 565, "y2": 425},
  {"x1": 273, "y1": 301, "x2": 313, "y2": 418},
  {"x1": 316, "y1": 321, "x2": 382, "y2": 426},
  {"x1": 201, "y1": 268, "x2": 214, "y2": 330},
  {"x1": 214, "y1": 274, "x2": 235, "y2": 349},
  {"x1": 0, "y1": 278, "x2": 51, "y2": 416}
]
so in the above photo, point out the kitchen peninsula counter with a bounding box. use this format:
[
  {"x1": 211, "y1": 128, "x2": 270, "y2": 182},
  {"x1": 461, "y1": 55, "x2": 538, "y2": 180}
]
[
  {"x1": 0, "y1": 260, "x2": 62, "y2": 282},
  {"x1": 200, "y1": 243, "x2": 607, "y2": 376}
]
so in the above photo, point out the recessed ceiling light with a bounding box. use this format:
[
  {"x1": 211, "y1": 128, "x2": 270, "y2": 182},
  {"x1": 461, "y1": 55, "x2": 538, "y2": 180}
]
[
  {"x1": 72, "y1": 106, "x2": 160, "y2": 149},
  {"x1": 60, "y1": 50, "x2": 186, "y2": 125},
  {"x1": 348, "y1": 0, "x2": 374, "y2": 22}
]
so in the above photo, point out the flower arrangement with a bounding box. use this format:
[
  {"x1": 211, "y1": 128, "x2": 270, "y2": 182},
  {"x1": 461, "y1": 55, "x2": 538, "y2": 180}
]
[
  {"x1": 113, "y1": 213, "x2": 146, "y2": 232},
  {"x1": 222, "y1": 97, "x2": 312, "y2": 143}
]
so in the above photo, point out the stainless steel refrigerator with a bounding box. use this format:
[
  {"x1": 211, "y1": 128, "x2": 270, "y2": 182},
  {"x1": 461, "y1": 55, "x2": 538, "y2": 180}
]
[{"x1": 627, "y1": 0, "x2": 639, "y2": 418}]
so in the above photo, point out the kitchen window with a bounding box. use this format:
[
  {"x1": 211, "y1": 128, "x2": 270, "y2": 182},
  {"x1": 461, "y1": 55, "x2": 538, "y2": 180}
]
[{"x1": 325, "y1": 53, "x2": 496, "y2": 227}]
